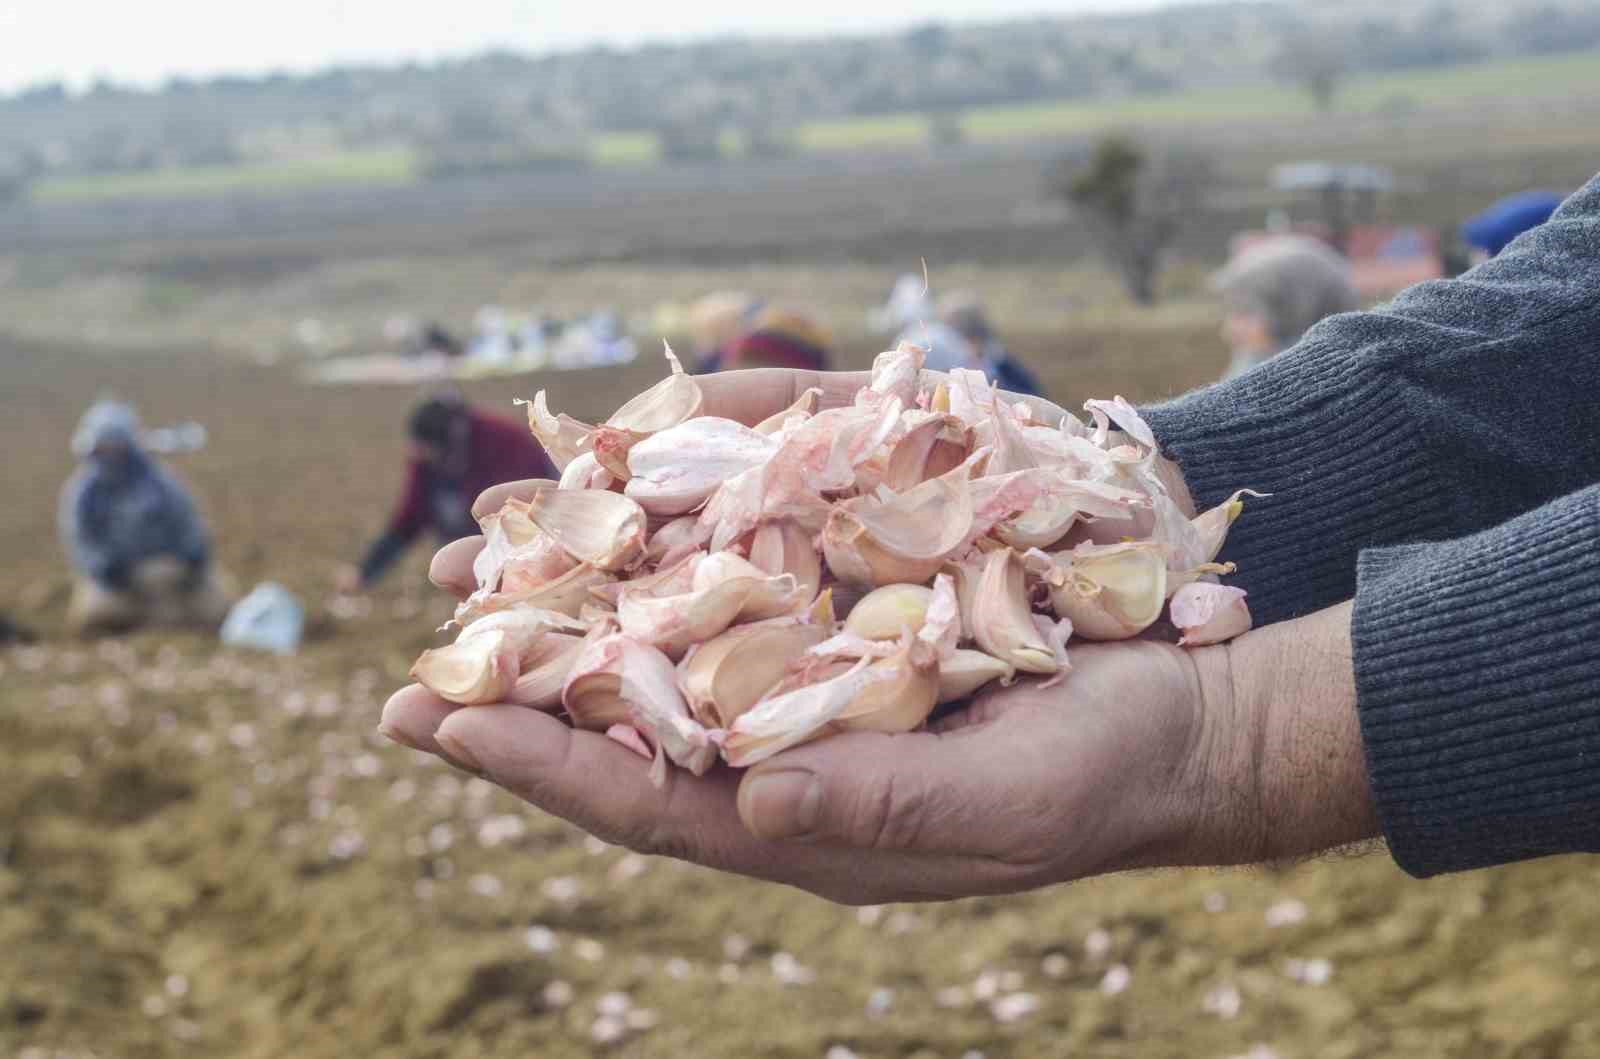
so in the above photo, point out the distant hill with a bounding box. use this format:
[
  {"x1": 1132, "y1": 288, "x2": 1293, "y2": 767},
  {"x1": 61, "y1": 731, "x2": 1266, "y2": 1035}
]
[{"x1": 1, "y1": 0, "x2": 1596, "y2": 183}]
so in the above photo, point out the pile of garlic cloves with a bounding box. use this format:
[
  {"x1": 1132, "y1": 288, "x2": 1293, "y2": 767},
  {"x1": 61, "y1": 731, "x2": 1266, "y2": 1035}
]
[{"x1": 411, "y1": 344, "x2": 1258, "y2": 784}]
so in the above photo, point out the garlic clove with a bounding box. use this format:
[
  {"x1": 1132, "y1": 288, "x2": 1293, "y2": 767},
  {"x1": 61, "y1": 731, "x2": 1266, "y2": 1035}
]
[
  {"x1": 562, "y1": 630, "x2": 717, "y2": 782},
  {"x1": 883, "y1": 413, "x2": 973, "y2": 492},
  {"x1": 516, "y1": 392, "x2": 594, "y2": 471},
  {"x1": 971, "y1": 548, "x2": 1060, "y2": 674},
  {"x1": 1036, "y1": 542, "x2": 1168, "y2": 641},
  {"x1": 937, "y1": 649, "x2": 1015, "y2": 704},
  {"x1": 517, "y1": 487, "x2": 647, "y2": 572},
  {"x1": 558, "y1": 451, "x2": 614, "y2": 491},
  {"x1": 678, "y1": 619, "x2": 831, "y2": 728},
  {"x1": 722, "y1": 658, "x2": 894, "y2": 767},
  {"x1": 503, "y1": 633, "x2": 586, "y2": 709},
  {"x1": 625, "y1": 417, "x2": 780, "y2": 516},
  {"x1": 1149, "y1": 489, "x2": 1263, "y2": 570},
  {"x1": 822, "y1": 465, "x2": 975, "y2": 586},
  {"x1": 411, "y1": 629, "x2": 519, "y2": 705},
  {"x1": 1170, "y1": 583, "x2": 1252, "y2": 646},
  {"x1": 842, "y1": 583, "x2": 934, "y2": 641},
  {"x1": 591, "y1": 425, "x2": 646, "y2": 481},
  {"x1": 834, "y1": 640, "x2": 940, "y2": 733},
  {"x1": 748, "y1": 519, "x2": 822, "y2": 602},
  {"x1": 616, "y1": 555, "x2": 805, "y2": 657},
  {"x1": 412, "y1": 608, "x2": 587, "y2": 705},
  {"x1": 645, "y1": 515, "x2": 708, "y2": 566},
  {"x1": 1084, "y1": 395, "x2": 1156, "y2": 452},
  {"x1": 457, "y1": 562, "x2": 615, "y2": 625},
  {"x1": 863, "y1": 341, "x2": 925, "y2": 408},
  {"x1": 606, "y1": 342, "x2": 704, "y2": 435},
  {"x1": 753, "y1": 387, "x2": 822, "y2": 435}
]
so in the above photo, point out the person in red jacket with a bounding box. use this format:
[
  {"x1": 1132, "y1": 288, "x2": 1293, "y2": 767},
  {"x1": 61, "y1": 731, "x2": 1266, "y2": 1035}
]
[{"x1": 340, "y1": 395, "x2": 556, "y2": 591}]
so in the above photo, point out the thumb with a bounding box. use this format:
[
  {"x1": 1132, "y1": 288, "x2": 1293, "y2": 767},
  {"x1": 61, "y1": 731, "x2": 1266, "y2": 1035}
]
[{"x1": 735, "y1": 727, "x2": 1019, "y2": 855}]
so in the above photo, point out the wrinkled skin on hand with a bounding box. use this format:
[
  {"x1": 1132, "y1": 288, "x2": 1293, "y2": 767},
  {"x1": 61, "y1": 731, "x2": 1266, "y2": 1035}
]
[{"x1": 390, "y1": 368, "x2": 1374, "y2": 904}]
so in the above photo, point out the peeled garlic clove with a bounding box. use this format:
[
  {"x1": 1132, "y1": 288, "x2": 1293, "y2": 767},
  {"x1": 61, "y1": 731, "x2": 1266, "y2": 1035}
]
[
  {"x1": 753, "y1": 387, "x2": 822, "y2": 435},
  {"x1": 937, "y1": 649, "x2": 1014, "y2": 704},
  {"x1": 843, "y1": 583, "x2": 934, "y2": 641},
  {"x1": 678, "y1": 620, "x2": 830, "y2": 728},
  {"x1": 518, "y1": 488, "x2": 646, "y2": 572},
  {"x1": 1170, "y1": 583, "x2": 1252, "y2": 646},
  {"x1": 558, "y1": 451, "x2": 614, "y2": 491},
  {"x1": 516, "y1": 392, "x2": 593, "y2": 471},
  {"x1": 625, "y1": 418, "x2": 780, "y2": 516},
  {"x1": 504, "y1": 633, "x2": 586, "y2": 709},
  {"x1": 411, "y1": 629, "x2": 519, "y2": 705},
  {"x1": 971, "y1": 548, "x2": 1059, "y2": 674},
  {"x1": 822, "y1": 466, "x2": 975, "y2": 587},
  {"x1": 748, "y1": 519, "x2": 822, "y2": 602},
  {"x1": 1039, "y1": 542, "x2": 1167, "y2": 641}
]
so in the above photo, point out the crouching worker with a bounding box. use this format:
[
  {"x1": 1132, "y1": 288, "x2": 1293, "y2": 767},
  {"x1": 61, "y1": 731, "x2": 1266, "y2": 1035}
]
[
  {"x1": 60, "y1": 401, "x2": 230, "y2": 635},
  {"x1": 340, "y1": 394, "x2": 558, "y2": 592}
]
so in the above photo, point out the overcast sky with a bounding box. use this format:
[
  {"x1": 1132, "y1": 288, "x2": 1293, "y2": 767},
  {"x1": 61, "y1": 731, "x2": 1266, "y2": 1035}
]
[{"x1": 2, "y1": 0, "x2": 1209, "y2": 93}]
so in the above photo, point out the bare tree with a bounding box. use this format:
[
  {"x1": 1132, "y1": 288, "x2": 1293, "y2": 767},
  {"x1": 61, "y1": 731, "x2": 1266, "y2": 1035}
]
[{"x1": 1047, "y1": 133, "x2": 1215, "y2": 305}]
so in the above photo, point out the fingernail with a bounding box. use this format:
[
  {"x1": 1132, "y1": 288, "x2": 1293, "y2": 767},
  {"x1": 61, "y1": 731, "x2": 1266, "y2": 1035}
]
[
  {"x1": 377, "y1": 722, "x2": 422, "y2": 752},
  {"x1": 435, "y1": 730, "x2": 485, "y2": 777},
  {"x1": 741, "y1": 769, "x2": 822, "y2": 841}
]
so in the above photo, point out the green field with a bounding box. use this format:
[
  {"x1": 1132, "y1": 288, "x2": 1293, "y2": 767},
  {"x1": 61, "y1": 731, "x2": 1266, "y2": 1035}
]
[{"x1": 29, "y1": 49, "x2": 1599, "y2": 202}]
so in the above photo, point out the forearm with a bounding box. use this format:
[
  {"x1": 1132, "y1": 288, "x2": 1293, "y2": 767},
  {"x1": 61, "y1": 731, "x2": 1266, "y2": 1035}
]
[{"x1": 1144, "y1": 174, "x2": 1600, "y2": 625}]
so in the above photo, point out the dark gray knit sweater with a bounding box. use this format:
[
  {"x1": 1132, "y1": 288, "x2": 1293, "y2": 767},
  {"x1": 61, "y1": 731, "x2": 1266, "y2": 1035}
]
[{"x1": 1144, "y1": 172, "x2": 1600, "y2": 878}]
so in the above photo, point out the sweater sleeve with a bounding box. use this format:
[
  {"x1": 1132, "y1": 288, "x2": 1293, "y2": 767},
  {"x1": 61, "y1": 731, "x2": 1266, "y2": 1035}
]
[
  {"x1": 1352, "y1": 485, "x2": 1600, "y2": 877},
  {"x1": 1142, "y1": 172, "x2": 1600, "y2": 625}
]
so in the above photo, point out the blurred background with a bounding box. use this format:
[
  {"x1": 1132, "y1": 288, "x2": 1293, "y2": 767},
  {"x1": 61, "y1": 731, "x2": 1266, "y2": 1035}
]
[{"x1": 4, "y1": 1, "x2": 1600, "y2": 1056}]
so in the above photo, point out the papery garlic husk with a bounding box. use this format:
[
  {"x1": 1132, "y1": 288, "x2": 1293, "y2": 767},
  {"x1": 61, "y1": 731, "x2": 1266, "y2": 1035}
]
[
  {"x1": 678, "y1": 619, "x2": 831, "y2": 728},
  {"x1": 516, "y1": 488, "x2": 647, "y2": 572},
  {"x1": 562, "y1": 630, "x2": 717, "y2": 782},
  {"x1": 617, "y1": 556, "x2": 805, "y2": 657},
  {"x1": 842, "y1": 583, "x2": 933, "y2": 641},
  {"x1": 1148, "y1": 489, "x2": 1263, "y2": 570},
  {"x1": 624, "y1": 417, "x2": 780, "y2": 516},
  {"x1": 470, "y1": 483, "x2": 563, "y2": 588},
  {"x1": 863, "y1": 341, "x2": 925, "y2": 409},
  {"x1": 503, "y1": 633, "x2": 586, "y2": 709},
  {"x1": 1034, "y1": 542, "x2": 1167, "y2": 641},
  {"x1": 753, "y1": 387, "x2": 822, "y2": 435},
  {"x1": 823, "y1": 463, "x2": 975, "y2": 587},
  {"x1": 936, "y1": 649, "x2": 1015, "y2": 704},
  {"x1": 748, "y1": 519, "x2": 822, "y2": 602},
  {"x1": 833, "y1": 639, "x2": 940, "y2": 733},
  {"x1": 970, "y1": 548, "x2": 1060, "y2": 674},
  {"x1": 457, "y1": 562, "x2": 615, "y2": 625},
  {"x1": 1170, "y1": 583, "x2": 1252, "y2": 646},
  {"x1": 412, "y1": 608, "x2": 588, "y2": 705},
  {"x1": 1084, "y1": 395, "x2": 1157, "y2": 452},
  {"x1": 883, "y1": 413, "x2": 973, "y2": 492},
  {"x1": 723, "y1": 658, "x2": 896, "y2": 767},
  {"x1": 644, "y1": 514, "x2": 705, "y2": 565},
  {"x1": 517, "y1": 392, "x2": 593, "y2": 471}
]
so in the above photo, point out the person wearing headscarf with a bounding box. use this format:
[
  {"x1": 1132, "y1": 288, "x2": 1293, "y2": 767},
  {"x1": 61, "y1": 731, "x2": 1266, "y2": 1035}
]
[
  {"x1": 340, "y1": 394, "x2": 559, "y2": 591},
  {"x1": 869, "y1": 273, "x2": 981, "y2": 375},
  {"x1": 59, "y1": 400, "x2": 230, "y2": 634},
  {"x1": 723, "y1": 307, "x2": 833, "y2": 372},
  {"x1": 936, "y1": 291, "x2": 1045, "y2": 398},
  {"x1": 1460, "y1": 190, "x2": 1565, "y2": 265},
  {"x1": 1210, "y1": 235, "x2": 1360, "y2": 380},
  {"x1": 687, "y1": 291, "x2": 762, "y2": 373}
]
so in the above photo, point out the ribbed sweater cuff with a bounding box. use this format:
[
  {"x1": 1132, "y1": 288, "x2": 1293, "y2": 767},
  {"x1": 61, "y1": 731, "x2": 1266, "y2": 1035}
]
[
  {"x1": 1142, "y1": 351, "x2": 1457, "y2": 626},
  {"x1": 1353, "y1": 487, "x2": 1600, "y2": 877}
]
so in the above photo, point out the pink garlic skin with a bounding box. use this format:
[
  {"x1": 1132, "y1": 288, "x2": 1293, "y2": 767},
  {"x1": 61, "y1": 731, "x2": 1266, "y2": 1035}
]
[{"x1": 1169, "y1": 583, "x2": 1252, "y2": 646}]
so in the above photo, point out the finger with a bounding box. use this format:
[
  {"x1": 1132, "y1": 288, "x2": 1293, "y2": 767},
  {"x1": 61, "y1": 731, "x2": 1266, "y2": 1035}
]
[
  {"x1": 378, "y1": 684, "x2": 459, "y2": 756},
  {"x1": 429, "y1": 536, "x2": 484, "y2": 598},
  {"x1": 736, "y1": 723, "x2": 1043, "y2": 859},
  {"x1": 432, "y1": 705, "x2": 1029, "y2": 902},
  {"x1": 697, "y1": 369, "x2": 868, "y2": 424},
  {"x1": 472, "y1": 477, "x2": 557, "y2": 520}
]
